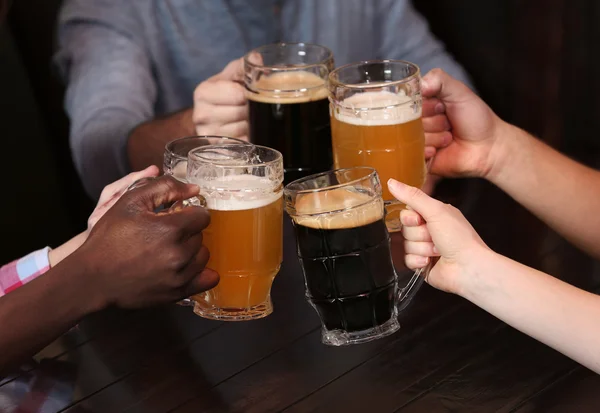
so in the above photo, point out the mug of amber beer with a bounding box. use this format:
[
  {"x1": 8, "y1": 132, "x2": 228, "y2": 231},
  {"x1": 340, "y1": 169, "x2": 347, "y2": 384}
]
[
  {"x1": 284, "y1": 167, "x2": 429, "y2": 345},
  {"x1": 328, "y1": 60, "x2": 426, "y2": 232},
  {"x1": 244, "y1": 42, "x2": 334, "y2": 184},
  {"x1": 186, "y1": 143, "x2": 284, "y2": 320},
  {"x1": 161, "y1": 136, "x2": 250, "y2": 307}
]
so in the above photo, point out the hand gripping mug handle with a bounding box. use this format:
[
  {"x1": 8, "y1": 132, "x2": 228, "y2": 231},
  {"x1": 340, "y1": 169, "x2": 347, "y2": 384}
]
[
  {"x1": 127, "y1": 177, "x2": 207, "y2": 307},
  {"x1": 396, "y1": 151, "x2": 435, "y2": 312}
]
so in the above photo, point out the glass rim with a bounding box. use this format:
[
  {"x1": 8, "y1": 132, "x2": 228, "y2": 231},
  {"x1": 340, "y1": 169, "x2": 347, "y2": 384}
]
[
  {"x1": 284, "y1": 167, "x2": 378, "y2": 195},
  {"x1": 164, "y1": 135, "x2": 250, "y2": 161},
  {"x1": 188, "y1": 144, "x2": 283, "y2": 169},
  {"x1": 328, "y1": 59, "x2": 421, "y2": 90},
  {"x1": 244, "y1": 42, "x2": 334, "y2": 72}
]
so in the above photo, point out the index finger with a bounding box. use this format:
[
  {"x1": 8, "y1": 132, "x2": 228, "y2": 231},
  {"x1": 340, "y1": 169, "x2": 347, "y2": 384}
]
[
  {"x1": 125, "y1": 175, "x2": 201, "y2": 212},
  {"x1": 387, "y1": 179, "x2": 445, "y2": 222}
]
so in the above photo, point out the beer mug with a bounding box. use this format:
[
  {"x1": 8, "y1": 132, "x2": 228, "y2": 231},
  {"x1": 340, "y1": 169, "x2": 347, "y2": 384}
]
[
  {"x1": 163, "y1": 136, "x2": 249, "y2": 181},
  {"x1": 328, "y1": 60, "x2": 426, "y2": 232},
  {"x1": 124, "y1": 136, "x2": 252, "y2": 307},
  {"x1": 244, "y1": 42, "x2": 334, "y2": 183},
  {"x1": 284, "y1": 167, "x2": 429, "y2": 346},
  {"x1": 186, "y1": 143, "x2": 284, "y2": 321}
]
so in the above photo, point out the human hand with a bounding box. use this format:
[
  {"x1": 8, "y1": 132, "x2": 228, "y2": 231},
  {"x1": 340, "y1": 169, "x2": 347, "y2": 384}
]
[
  {"x1": 73, "y1": 176, "x2": 219, "y2": 309},
  {"x1": 87, "y1": 165, "x2": 160, "y2": 231},
  {"x1": 422, "y1": 69, "x2": 510, "y2": 179},
  {"x1": 48, "y1": 166, "x2": 161, "y2": 267},
  {"x1": 388, "y1": 178, "x2": 490, "y2": 295},
  {"x1": 193, "y1": 57, "x2": 249, "y2": 140}
]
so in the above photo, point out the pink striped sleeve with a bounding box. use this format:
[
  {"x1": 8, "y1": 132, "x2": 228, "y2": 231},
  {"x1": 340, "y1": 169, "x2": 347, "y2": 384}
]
[{"x1": 0, "y1": 247, "x2": 51, "y2": 298}]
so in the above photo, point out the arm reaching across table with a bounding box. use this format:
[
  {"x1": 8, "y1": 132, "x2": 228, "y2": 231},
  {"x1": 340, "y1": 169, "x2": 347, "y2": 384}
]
[
  {"x1": 421, "y1": 68, "x2": 600, "y2": 260},
  {"x1": 389, "y1": 179, "x2": 600, "y2": 374},
  {"x1": 0, "y1": 176, "x2": 218, "y2": 373}
]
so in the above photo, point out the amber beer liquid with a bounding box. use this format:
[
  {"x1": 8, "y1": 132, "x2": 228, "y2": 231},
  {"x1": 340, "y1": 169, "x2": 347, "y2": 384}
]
[
  {"x1": 193, "y1": 175, "x2": 283, "y2": 317},
  {"x1": 331, "y1": 91, "x2": 426, "y2": 230}
]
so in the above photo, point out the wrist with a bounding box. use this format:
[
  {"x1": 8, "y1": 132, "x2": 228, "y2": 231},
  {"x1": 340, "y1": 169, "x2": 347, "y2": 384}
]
[
  {"x1": 59, "y1": 246, "x2": 110, "y2": 314},
  {"x1": 48, "y1": 232, "x2": 88, "y2": 267},
  {"x1": 484, "y1": 121, "x2": 527, "y2": 185},
  {"x1": 454, "y1": 247, "x2": 502, "y2": 301}
]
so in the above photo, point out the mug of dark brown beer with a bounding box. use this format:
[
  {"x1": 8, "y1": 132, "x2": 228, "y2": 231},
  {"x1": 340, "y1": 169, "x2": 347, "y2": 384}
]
[
  {"x1": 244, "y1": 42, "x2": 334, "y2": 184},
  {"x1": 284, "y1": 167, "x2": 429, "y2": 346}
]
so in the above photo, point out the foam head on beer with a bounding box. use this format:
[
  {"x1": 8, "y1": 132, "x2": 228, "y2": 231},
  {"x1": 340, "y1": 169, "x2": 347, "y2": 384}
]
[
  {"x1": 334, "y1": 90, "x2": 421, "y2": 125},
  {"x1": 248, "y1": 71, "x2": 328, "y2": 103},
  {"x1": 196, "y1": 174, "x2": 281, "y2": 211},
  {"x1": 292, "y1": 187, "x2": 384, "y2": 230}
]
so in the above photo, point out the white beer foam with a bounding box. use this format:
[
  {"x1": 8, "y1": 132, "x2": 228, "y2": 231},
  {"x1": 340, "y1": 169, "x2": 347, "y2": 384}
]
[
  {"x1": 247, "y1": 71, "x2": 328, "y2": 104},
  {"x1": 194, "y1": 174, "x2": 281, "y2": 211},
  {"x1": 334, "y1": 90, "x2": 421, "y2": 126},
  {"x1": 293, "y1": 188, "x2": 383, "y2": 230}
]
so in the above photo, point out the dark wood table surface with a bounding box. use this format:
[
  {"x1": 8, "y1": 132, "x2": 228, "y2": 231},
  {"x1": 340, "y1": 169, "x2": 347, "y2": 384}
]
[{"x1": 2, "y1": 179, "x2": 599, "y2": 413}]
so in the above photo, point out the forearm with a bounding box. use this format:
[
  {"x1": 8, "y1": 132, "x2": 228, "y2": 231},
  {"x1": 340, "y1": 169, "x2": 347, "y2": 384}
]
[
  {"x1": 489, "y1": 123, "x2": 600, "y2": 259},
  {"x1": 461, "y1": 249, "x2": 600, "y2": 373},
  {"x1": 127, "y1": 108, "x2": 194, "y2": 172},
  {"x1": 48, "y1": 232, "x2": 87, "y2": 267},
  {"x1": 0, "y1": 257, "x2": 102, "y2": 373}
]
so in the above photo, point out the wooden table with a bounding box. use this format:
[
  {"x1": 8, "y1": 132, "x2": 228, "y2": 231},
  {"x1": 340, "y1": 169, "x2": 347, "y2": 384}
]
[{"x1": 2, "y1": 179, "x2": 599, "y2": 413}]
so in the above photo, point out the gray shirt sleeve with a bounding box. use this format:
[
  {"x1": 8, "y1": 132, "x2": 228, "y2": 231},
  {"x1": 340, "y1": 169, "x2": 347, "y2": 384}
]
[
  {"x1": 55, "y1": 4, "x2": 156, "y2": 199},
  {"x1": 378, "y1": 0, "x2": 474, "y2": 89}
]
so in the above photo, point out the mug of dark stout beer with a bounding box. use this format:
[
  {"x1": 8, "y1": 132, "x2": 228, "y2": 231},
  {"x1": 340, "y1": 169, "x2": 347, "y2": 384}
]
[
  {"x1": 284, "y1": 167, "x2": 429, "y2": 346},
  {"x1": 244, "y1": 42, "x2": 334, "y2": 184}
]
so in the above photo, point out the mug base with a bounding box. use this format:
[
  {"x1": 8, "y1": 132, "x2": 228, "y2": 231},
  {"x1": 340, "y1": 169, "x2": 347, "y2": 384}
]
[
  {"x1": 321, "y1": 317, "x2": 401, "y2": 346},
  {"x1": 193, "y1": 300, "x2": 273, "y2": 321}
]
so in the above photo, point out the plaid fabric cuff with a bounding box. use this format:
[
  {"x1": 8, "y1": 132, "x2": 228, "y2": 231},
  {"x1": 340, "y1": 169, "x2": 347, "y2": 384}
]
[{"x1": 0, "y1": 247, "x2": 52, "y2": 298}]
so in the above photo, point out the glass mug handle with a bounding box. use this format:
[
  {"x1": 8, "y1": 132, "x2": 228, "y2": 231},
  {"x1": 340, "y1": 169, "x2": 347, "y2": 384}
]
[
  {"x1": 397, "y1": 260, "x2": 432, "y2": 313},
  {"x1": 126, "y1": 177, "x2": 207, "y2": 307}
]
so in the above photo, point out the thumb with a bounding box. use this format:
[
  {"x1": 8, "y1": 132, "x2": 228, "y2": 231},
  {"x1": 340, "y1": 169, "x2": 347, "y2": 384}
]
[
  {"x1": 182, "y1": 268, "x2": 220, "y2": 297},
  {"x1": 387, "y1": 179, "x2": 445, "y2": 222},
  {"x1": 421, "y1": 68, "x2": 474, "y2": 103},
  {"x1": 212, "y1": 57, "x2": 245, "y2": 83}
]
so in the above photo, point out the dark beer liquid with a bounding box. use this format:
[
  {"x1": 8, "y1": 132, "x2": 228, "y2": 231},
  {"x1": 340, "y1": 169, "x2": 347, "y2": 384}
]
[
  {"x1": 293, "y1": 218, "x2": 397, "y2": 332},
  {"x1": 246, "y1": 70, "x2": 333, "y2": 184}
]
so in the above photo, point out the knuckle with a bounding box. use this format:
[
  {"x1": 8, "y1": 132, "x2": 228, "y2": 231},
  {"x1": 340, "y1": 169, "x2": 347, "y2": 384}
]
[
  {"x1": 193, "y1": 83, "x2": 208, "y2": 101},
  {"x1": 167, "y1": 247, "x2": 188, "y2": 270},
  {"x1": 429, "y1": 68, "x2": 445, "y2": 78},
  {"x1": 408, "y1": 186, "x2": 424, "y2": 200}
]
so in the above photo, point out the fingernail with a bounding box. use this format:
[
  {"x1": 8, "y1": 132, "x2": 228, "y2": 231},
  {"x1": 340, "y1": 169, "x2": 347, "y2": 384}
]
[
  {"x1": 435, "y1": 103, "x2": 445, "y2": 114},
  {"x1": 409, "y1": 216, "x2": 419, "y2": 226},
  {"x1": 388, "y1": 178, "x2": 404, "y2": 191},
  {"x1": 418, "y1": 256, "x2": 430, "y2": 266},
  {"x1": 433, "y1": 245, "x2": 439, "y2": 254}
]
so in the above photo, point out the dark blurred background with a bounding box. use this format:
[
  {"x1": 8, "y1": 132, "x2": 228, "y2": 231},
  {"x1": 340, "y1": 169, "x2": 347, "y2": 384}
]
[{"x1": 1, "y1": 0, "x2": 599, "y2": 263}]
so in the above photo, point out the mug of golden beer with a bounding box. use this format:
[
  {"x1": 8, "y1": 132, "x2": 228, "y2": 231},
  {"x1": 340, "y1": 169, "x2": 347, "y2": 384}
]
[
  {"x1": 328, "y1": 60, "x2": 426, "y2": 232},
  {"x1": 186, "y1": 143, "x2": 284, "y2": 320}
]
